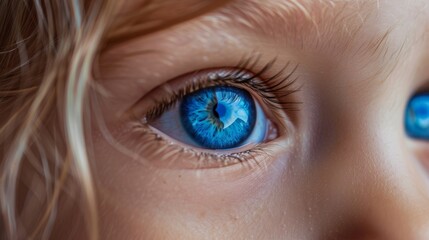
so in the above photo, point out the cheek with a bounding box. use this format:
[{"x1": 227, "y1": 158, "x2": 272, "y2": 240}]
[
  {"x1": 89, "y1": 122, "x2": 301, "y2": 239},
  {"x1": 420, "y1": 149, "x2": 429, "y2": 171},
  {"x1": 409, "y1": 141, "x2": 429, "y2": 178}
]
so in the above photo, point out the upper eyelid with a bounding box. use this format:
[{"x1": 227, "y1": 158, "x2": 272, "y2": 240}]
[{"x1": 139, "y1": 61, "x2": 301, "y2": 122}]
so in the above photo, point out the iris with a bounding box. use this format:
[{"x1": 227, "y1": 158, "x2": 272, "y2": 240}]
[
  {"x1": 405, "y1": 94, "x2": 429, "y2": 140},
  {"x1": 180, "y1": 86, "x2": 256, "y2": 149}
]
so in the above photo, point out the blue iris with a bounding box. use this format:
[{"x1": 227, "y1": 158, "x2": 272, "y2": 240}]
[
  {"x1": 180, "y1": 86, "x2": 256, "y2": 149},
  {"x1": 405, "y1": 94, "x2": 429, "y2": 140}
]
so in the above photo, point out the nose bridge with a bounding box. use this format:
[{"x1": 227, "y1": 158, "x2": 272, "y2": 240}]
[{"x1": 319, "y1": 114, "x2": 429, "y2": 239}]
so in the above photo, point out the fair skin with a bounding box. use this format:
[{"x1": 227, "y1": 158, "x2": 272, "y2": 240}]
[{"x1": 70, "y1": 0, "x2": 429, "y2": 239}]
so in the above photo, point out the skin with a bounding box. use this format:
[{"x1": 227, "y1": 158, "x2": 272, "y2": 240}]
[{"x1": 73, "y1": 0, "x2": 429, "y2": 239}]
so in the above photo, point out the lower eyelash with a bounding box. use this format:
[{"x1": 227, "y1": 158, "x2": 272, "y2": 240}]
[{"x1": 126, "y1": 121, "x2": 274, "y2": 170}]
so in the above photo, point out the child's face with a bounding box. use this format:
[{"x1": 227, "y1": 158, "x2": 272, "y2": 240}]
[{"x1": 86, "y1": 0, "x2": 429, "y2": 239}]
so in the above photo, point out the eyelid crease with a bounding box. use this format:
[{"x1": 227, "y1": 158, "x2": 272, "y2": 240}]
[{"x1": 141, "y1": 56, "x2": 302, "y2": 123}]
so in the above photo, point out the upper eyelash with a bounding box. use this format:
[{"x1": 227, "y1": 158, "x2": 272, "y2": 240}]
[
  {"x1": 144, "y1": 56, "x2": 301, "y2": 122},
  {"x1": 223, "y1": 56, "x2": 302, "y2": 110}
]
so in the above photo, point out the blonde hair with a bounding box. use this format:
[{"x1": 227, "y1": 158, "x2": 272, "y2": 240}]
[
  {"x1": 0, "y1": 1, "x2": 119, "y2": 239},
  {"x1": 0, "y1": 1, "x2": 230, "y2": 239}
]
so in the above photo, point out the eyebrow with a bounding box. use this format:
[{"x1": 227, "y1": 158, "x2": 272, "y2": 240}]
[
  {"x1": 210, "y1": 0, "x2": 411, "y2": 73},
  {"x1": 112, "y1": 0, "x2": 394, "y2": 58},
  {"x1": 111, "y1": 0, "x2": 414, "y2": 76},
  {"x1": 217, "y1": 0, "x2": 381, "y2": 50},
  {"x1": 108, "y1": 0, "x2": 232, "y2": 47}
]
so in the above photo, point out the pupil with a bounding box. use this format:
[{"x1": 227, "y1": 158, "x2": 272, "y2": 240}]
[
  {"x1": 213, "y1": 103, "x2": 226, "y2": 119},
  {"x1": 213, "y1": 103, "x2": 219, "y2": 119}
]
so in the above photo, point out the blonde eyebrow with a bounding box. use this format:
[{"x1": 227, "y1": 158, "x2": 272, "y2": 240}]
[
  {"x1": 107, "y1": 0, "x2": 232, "y2": 47},
  {"x1": 111, "y1": 0, "x2": 413, "y2": 73},
  {"x1": 203, "y1": 0, "x2": 428, "y2": 85},
  {"x1": 215, "y1": 0, "x2": 378, "y2": 49},
  {"x1": 210, "y1": 0, "x2": 412, "y2": 68}
]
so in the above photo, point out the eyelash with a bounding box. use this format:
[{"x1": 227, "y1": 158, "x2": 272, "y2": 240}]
[
  {"x1": 130, "y1": 57, "x2": 301, "y2": 169},
  {"x1": 144, "y1": 57, "x2": 301, "y2": 122}
]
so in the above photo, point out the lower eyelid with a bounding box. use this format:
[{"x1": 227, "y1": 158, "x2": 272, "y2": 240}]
[
  {"x1": 125, "y1": 123, "x2": 286, "y2": 170},
  {"x1": 120, "y1": 110, "x2": 294, "y2": 171}
]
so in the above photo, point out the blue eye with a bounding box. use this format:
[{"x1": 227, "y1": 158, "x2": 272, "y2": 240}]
[
  {"x1": 405, "y1": 94, "x2": 429, "y2": 140},
  {"x1": 149, "y1": 85, "x2": 270, "y2": 150},
  {"x1": 181, "y1": 86, "x2": 256, "y2": 149}
]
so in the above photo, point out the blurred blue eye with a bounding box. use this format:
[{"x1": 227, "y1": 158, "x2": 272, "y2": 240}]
[
  {"x1": 150, "y1": 85, "x2": 269, "y2": 150},
  {"x1": 405, "y1": 94, "x2": 429, "y2": 140}
]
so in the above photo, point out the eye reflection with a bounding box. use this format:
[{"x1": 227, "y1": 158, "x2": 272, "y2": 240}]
[
  {"x1": 149, "y1": 85, "x2": 270, "y2": 150},
  {"x1": 405, "y1": 94, "x2": 429, "y2": 140}
]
